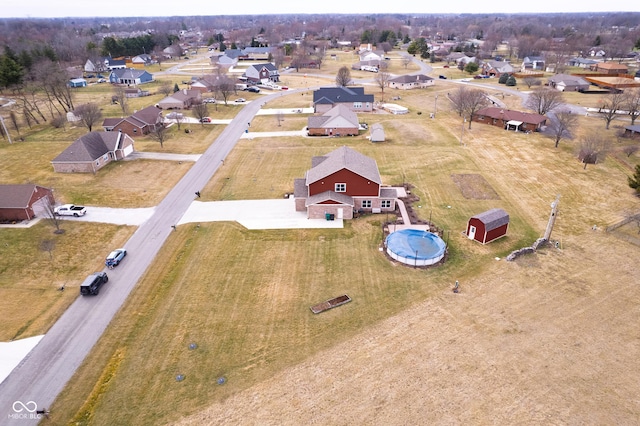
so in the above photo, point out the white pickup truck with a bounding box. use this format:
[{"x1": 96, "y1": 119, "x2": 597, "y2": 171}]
[{"x1": 54, "y1": 204, "x2": 87, "y2": 217}]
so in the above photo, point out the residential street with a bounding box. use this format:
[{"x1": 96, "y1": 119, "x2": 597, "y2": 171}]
[{"x1": 0, "y1": 91, "x2": 281, "y2": 425}]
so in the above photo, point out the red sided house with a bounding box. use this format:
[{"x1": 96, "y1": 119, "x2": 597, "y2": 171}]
[
  {"x1": 293, "y1": 146, "x2": 397, "y2": 219},
  {"x1": 472, "y1": 107, "x2": 547, "y2": 132},
  {"x1": 102, "y1": 105, "x2": 164, "y2": 137},
  {"x1": 0, "y1": 184, "x2": 54, "y2": 222},
  {"x1": 466, "y1": 208, "x2": 510, "y2": 244}
]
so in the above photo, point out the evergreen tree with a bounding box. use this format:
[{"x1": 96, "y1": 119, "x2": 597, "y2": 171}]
[{"x1": 629, "y1": 164, "x2": 640, "y2": 193}]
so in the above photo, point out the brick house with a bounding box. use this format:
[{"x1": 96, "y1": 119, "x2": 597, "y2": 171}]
[
  {"x1": 313, "y1": 87, "x2": 374, "y2": 113},
  {"x1": 52, "y1": 131, "x2": 135, "y2": 173},
  {"x1": 0, "y1": 184, "x2": 54, "y2": 222},
  {"x1": 590, "y1": 62, "x2": 629, "y2": 75},
  {"x1": 102, "y1": 105, "x2": 164, "y2": 137},
  {"x1": 472, "y1": 107, "x2": 547, "y2": 132},
  {"x1": 157, "y1": 89, "x2": 202, "y2": 110},
  {"x1": 293, "y1": 146, "x2": 397, "y2": 220},
  {"x1": 307, "y1": 104, "x2": 360, "y2": 136}
]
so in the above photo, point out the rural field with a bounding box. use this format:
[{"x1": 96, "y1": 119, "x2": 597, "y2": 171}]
[{"x1": 36, "y1": 67, "x2": 640, "y2": 424}]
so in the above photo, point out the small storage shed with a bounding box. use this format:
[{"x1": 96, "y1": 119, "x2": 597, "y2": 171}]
[
  {"x1": 370, "y1": 123, "x2": 385, "y2": 142},
  {"x1": 466, "y1": 208, "x2": 509, "y2": 244}
]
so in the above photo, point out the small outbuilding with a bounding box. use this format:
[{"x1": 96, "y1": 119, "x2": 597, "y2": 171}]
[
  {"x1": 466, "y1": 208, "x2": 509, "y2": 244},
  {"x1": 369, "y1": 123, "x2": 385, "y2": 142},
  {"x1": 69, "y1": 78, "x2": 87, "y2": 88}
]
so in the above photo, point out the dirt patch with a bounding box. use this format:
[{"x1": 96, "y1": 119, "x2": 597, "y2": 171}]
[{"x1": 451, "y1": 173, "x2": 500, "y2": 200}]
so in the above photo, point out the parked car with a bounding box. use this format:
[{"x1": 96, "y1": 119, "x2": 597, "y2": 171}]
[
  {"x1": 235, "y1": 98, "x2": 246, "y2": 103},
  {"x1": 474, "y1": 75, "x2": 483, "y2": 79},
  {"x1": 199, "y1": 117, "x2": 212, "y2": 123},
  {"x1": 443, "y1": 65, "x2": 450, "y2": 68},
  {"x1": 80, "y1": 272, "x2": 108, "y2": 296},
  {"x1": 54, "y1": 204, "x2": 86, "y2": 217},
  {"x1": 166, "y1": 112, "x2": 184, "y2": 120},
  {"x1": 439, "y1": 75, "x2": 447, "y2": 79},
  {"x1": 97, "y1": 78, "x2": 106, "y2": 83},
  {"x1": 281, "y1": 86, "x2": 289, "y2": 90},
  {"x1": 245, "y1": 86, "x2": 260, "y2": 93},
  {"x1": 203, "y1": 98, "x2": 216, "y2": 103},
  {"x1": 105, "y1": 248, "x2": 127, "y2": 268}
]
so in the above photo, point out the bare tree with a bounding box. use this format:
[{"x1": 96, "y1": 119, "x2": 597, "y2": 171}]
[
  {"x1": 150, "y1": 123, "x2": 169, "y2": 147},
  {"x1": 30, "y1": 60, "x2": 75, "y2": 114},
  {"x1": 158, "y1": 81, "x2": 173, "y2": 97},
  {"x1": 401, "y1": 56, "x2": 412, "y2": 69},
  {"x1": 192, "y1": 101, "x2": 209, "y2": 125},
  {"x1": 112, "y1": 86, "x2": 128, "y2": 116},
  {"x1": 40, "y1": 239, "x2": 56, "y2": 261},
  {"x1": 525, "y1": 87, "x2": 565, "y2": 115},
  {"x1": 75, "y1": 103, "x2": 102, "y2": 132},
  {"x1": 374, "y1": 62, "x2": 391, "y2": 102},
  {"x1": 625, "y1": 87, "x2": 640, "y2": 125},
  {"x1": 9, "y1": 110, "x2": 21, "y2": 139},
  {"x1": 335, "y1": 66, "x2": 352, "y2": 87},
  {"x1": 578, "y1": 135, "x2": 609, "y2": 169},
  {"x1": 213, "y1": 73, "x2": 235, "y2": 105},
  {"x1": 549, "y1": 110, "x2": 578, "y2": 148},
  {"x1": 523, "y1": 76, "x2": 542, "y2": 89},
  {"x1": 41, "y1": 195, "x2": 63, "y2": 234},
  {"x1": 622, "y1": 145, "x2": 639, "y2": 158},
  {"x1": 451, "y1": 86, "x2": 489, "y2": 129},
  {"x1": 599, "y1": 90, "x2": 627, "y2": 130}
]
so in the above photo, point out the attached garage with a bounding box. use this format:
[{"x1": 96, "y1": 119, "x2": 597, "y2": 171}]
[
  {"x1": 0, "y1": 184, "x2": 54, "y2": 222},
  {"x1": 466, "y1": 208, "x2": 509, "y2": 244}
]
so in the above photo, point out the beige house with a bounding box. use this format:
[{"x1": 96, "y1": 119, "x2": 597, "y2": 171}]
[
  {"x1": 388, "y1": 74, "x2": 434, "y2": 90},
  {"x1": 52, "y1": 131, "x2": 135, "y2": 173}
]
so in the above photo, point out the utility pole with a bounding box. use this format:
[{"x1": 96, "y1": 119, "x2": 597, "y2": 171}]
[
  {"x1": 543, "y1": 195, "x2": 561, "y2": 241},
  {"x1": 434, "y1": 95, "x2": 438, "y2": 117}
]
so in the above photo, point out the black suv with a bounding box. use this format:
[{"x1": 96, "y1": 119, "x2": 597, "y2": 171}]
[{"x1": 80, "y1": 272, "x2": 108, "y2": 296}]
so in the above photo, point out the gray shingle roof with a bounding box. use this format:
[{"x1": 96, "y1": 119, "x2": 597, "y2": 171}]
[
  {"x1": 0, "y1": 184, "x2": 47, "y2": 208},
  {"x1": 52, "y1": 132, "x2": 121, "y2": 162},
  {"x1": 312, "y1": 86, "x2": 374, "y2": 105},
  {"x1": 389, "y1": 74, "x2": 434, "y2": 83},
  {"x1": 472, "y1": 208, "x2": 509, "y2": 231},
  {"x1": 306, "y1": 146, "x2": 381, "y2": 185}
]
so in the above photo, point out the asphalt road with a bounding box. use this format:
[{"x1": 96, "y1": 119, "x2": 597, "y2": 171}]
[{"x1": 0, "y1": 92, "x2": 279, "y2": 425}]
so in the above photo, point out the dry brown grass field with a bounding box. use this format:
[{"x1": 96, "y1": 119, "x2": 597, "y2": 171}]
[
  {"x1": 2, "y1": 51, "x2": 639, "y2": 424},
  {"x1": 43, "y1": 73, "x2": 640, "y2": 425}
]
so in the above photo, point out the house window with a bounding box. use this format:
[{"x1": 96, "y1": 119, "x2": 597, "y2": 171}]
[
  {"x1": 133, "y1": 128, "x2": 137, "y2": 133},
  {"x1": 335, "y1": 183, "x2": 346, "y2": 192},
  {"x1": 381, "y1": 200, "x2": 392, "y2": 208},
  {"x1": 362, "y1": 200, "x2": 372, "y2": 208},
  {"x1": 353, "y1": 102, "x2": 362, "y2": 109}
]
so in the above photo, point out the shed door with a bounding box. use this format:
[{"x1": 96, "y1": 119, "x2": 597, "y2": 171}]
[
  {"x1": 468, "y1": 225, "x2": 476, "y2": 240},
  {"x1": 337, "y1": 208, "x2": 344, "y2": 219}
]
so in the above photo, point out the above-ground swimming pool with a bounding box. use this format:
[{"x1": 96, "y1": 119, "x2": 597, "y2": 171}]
[{"x1": 385, "y1": 229, "x2": 446, "y2": 266}]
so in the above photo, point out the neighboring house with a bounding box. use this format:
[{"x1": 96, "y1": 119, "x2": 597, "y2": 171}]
[
  {"x1": 106, "y1": 58, "x2": 127, "y2": 70},
  {"x1": 369, "y1": 123, "x2": 385, "y2": 142},
  {"x1": 0, "y1": 184, "x2": 54, "y2": 222},
  {"x1": 131, "y1": 54, "x2": 153, "y2": 67},
  {"x1": 624, "y1": 124, "x2": 640, "y2": 138},
  {"x1": 307, "y1": 104, "x2": 360, "y2": 137},
  {"x1": 521, "y1": 56, "x2": 545, "y2": 71},
  {"x1": 547, "y1": 74, "x2": 591, "y2": 92},
  {"x1": 124, "y1": 88, "x2": 150, "y2": 98},
  {"x1": 109, "y1": 68, "x2": 153, "y2": 85},
  {"x1": 590, "y1": 62, "x2": 629, "y2": 74},
  {"x1": 244, "y1": 63, "x2": 280, "y2": 84},
  {"x1": 212, "y1": 53, "x2": 239, "y2": 69},
  {"x1": 466, "y1": 208, "x2": 510, "y2": 244},
  {"x1": 84, "y1": 58, "x2": 107, "y2": 74},
  {"x1": 242, "y1": 47, "x2": 272, "y2": 61},
  {"x1": 52, "y1": 131, "x2": 135, "y2": 173},
  {"x1": 445, "y1": 52, "x2": 468, "y2": 63},
  {"x1": 388, "y1": 74, "x2": 434, "y2": 90},
  {"x1": 69, "y1": 78, "x2": 87, "y2": 88},
  {"x1": 481, "y1": 60, "x2": 514, "y2": 77},
  {"x1": 359, "y1": 50, "x2": 385, "y2": 62},
  {"x1": 293, "y1": 146, "x2": 397, "y2": 220},
  {"x1": 351, "y1": 59, "x2": 382, "y2": 71},
  {"x1": 157, "y1": 89, "x2": 202, "y2": 110},
  {"x1": 312, "y1": 86, "x2": 374, "y2": 113},
  {"x1": 472, "y1": 107, "x2": 547, "y2": 132},
  {"x1": 190, "y1": 78, "x2": 215, "y2": 93},
  {"x1": 101, "y1": 105, "x2": 163, "y2": 137},
  {"x1": 567, "y1": 57, "x2": 598, "y2": 68}
]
